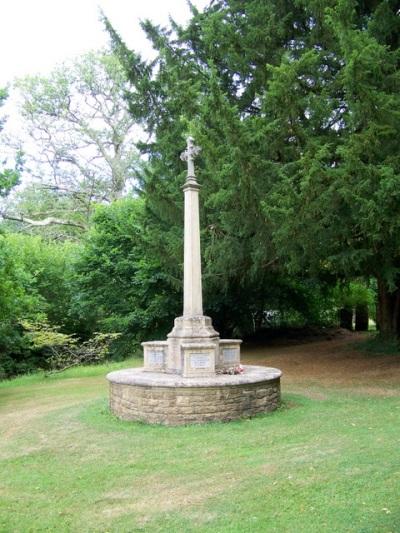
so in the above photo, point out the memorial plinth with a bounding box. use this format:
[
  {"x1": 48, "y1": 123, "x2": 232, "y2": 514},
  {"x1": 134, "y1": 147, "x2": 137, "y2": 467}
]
[
  {"x1": 107, "y1": 366, "x2": 281, "y2": 425},
  {"x1": 107, "y1": 136, "x2": 282, "y2": 425}
]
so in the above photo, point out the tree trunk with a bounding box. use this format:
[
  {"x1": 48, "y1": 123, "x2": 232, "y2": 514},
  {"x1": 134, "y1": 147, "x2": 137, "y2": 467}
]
[
  {"x1": 376, "y1": 277, "x2": 400, "y2": 337},
  {"x1": 339, "y1": 307, "x2": 353, "y2": 330},
  {"x1": 355, "y1": 304, "x2": 369, "y2": 331}
]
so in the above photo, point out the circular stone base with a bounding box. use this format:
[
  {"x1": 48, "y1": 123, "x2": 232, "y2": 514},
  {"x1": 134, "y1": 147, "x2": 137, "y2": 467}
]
[{"x1": 106, "y1": 365, "x2": 282, "y2": 425}]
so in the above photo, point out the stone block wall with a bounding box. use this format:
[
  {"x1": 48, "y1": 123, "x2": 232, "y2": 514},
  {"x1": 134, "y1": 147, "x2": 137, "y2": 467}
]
[{"x1": 109, "y1": 379, "x2": 280, "y2": 426}]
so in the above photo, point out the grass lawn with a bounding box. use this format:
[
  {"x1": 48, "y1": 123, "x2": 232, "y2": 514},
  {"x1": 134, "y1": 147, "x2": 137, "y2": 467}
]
[{"x1": 0, "y1": 334, "x2": 399, "y2": 532}]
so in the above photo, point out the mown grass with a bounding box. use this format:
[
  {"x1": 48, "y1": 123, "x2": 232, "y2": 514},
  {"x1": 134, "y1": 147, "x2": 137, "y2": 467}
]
[
  {"x1": 0, "y1": 358, "x2": 399, "y2": 532},
  {"x1": 0, "y1": 357, "x2": 142, "y2": 390}
]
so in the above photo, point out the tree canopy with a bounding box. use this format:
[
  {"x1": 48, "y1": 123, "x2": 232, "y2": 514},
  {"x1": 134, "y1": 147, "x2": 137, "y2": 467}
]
[
  {"x1": 0, "y1": 88, "x2": 21, "y2": 198},
  {"x1": 1, "y1": 52, "x2": 140, "y2": 237},
  {"x1": 105, "y1": 0, "x2": 400, "y2": 336},
  {"x1": 1, "y1": 0, "x2": 400, "y2": 378}
]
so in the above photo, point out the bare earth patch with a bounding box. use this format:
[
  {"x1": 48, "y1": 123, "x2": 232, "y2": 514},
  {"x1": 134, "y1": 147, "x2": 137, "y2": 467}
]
[{"x1": 242, "y1": 331, "x2": 400, "y2": 395}]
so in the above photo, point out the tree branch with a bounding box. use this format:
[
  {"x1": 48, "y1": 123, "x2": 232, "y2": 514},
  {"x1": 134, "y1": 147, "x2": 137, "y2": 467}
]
[
  {"x1": 40, "y1": 183, "x2": 110, "y2": 203},
  {"x1": 0, "y1": 210, "x2": 87, "y2": 229}
]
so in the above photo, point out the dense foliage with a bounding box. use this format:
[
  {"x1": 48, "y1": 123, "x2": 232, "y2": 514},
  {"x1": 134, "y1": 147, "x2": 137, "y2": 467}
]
[
  {"x1": 1, "y1": 0, "x2": 399, "y2": 377},
  {"x1": 106, "y1": 0, "x2": 399, "y2": 335},
  {"x1": 0, "y1": 234, "x2": 79, "y2": 377},
  {"x1": 74, "y1": 198, "x2": 181, "y2": 356}
]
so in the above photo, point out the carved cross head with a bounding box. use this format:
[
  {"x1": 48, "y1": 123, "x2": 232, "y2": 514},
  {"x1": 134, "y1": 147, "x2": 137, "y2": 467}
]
[{"x1": 180, "y1": 136, "x2": 201, "y2": 177}]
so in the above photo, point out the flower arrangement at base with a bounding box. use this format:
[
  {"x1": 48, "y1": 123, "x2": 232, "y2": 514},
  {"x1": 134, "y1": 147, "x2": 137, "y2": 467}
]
[{"x1": 216, "y1": 365, "x2": 244, "y2": 375}]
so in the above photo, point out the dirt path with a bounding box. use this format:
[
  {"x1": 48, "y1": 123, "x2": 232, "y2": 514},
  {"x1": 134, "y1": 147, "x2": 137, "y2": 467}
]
[{"x1": 242, "y1": 331, "x2": 400, "y2": 394}]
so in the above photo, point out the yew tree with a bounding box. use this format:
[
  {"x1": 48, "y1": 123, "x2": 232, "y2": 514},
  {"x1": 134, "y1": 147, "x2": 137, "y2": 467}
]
[
  {"x1": 265, "y1": 1, "x2": 400, "y2": 336},
  {"x1": 106, "y1": 0, "x2": 400, "y2": 336}
]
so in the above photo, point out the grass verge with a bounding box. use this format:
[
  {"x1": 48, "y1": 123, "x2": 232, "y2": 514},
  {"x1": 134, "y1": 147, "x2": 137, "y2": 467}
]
[{"x1": 0, "y1": 358, "x2": 399, "y2": 532}]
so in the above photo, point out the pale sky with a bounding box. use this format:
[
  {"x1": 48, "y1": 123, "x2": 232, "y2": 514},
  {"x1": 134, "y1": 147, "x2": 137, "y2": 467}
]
[{"x1": 0, "y1": 0, "x2": 209, "y2": 86}]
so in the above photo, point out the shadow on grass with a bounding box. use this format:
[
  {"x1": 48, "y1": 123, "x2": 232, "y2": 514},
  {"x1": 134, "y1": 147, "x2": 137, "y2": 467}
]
[
  {"x1": 78, "y1": 392, "x2": 310, "y2": 436},
  {"x1": 356, "y1": 333, "x2": 400, "y2": 357}
]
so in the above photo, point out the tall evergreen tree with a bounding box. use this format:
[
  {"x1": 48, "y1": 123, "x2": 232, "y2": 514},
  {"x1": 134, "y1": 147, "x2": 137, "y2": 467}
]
[
  {"x1": 105, "y1": 0, "x2": 400, "y2": 336},
  {"x1": 265, "y1": 1, "x2": 400, "y2": 336}
]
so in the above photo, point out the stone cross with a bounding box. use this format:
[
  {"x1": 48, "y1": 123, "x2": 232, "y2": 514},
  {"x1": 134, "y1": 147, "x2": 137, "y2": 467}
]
[
  {"x1": 181, "y1": 136, "x2": 203, "y2": 317},
  {"x1": 180, "y1": 136, "x2": 201, "y2": 179}
]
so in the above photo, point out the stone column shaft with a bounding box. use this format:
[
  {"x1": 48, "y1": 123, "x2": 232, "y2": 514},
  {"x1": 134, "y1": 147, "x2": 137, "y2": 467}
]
[{"x1": 183, "y1": 179, "x2": 203, "y2": 317}]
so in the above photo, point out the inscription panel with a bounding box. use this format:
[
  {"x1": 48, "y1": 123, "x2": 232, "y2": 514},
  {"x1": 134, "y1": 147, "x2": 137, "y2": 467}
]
[
  {"x1": 223, "y1": 348, "x2": 238, "y2": 362},
  {"x1": 190, "y1": 353, "x2": 211, "y2": 369},
  {"x1": 148, "y1": 350, "x2": 164, "y2": 365}
]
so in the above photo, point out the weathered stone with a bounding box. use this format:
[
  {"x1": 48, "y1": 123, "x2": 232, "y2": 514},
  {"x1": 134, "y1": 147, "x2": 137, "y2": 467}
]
[
  {"x1": 142, "y1": 341, "x2": 168, "y2": 372},
  {"x1": 107, "y1": 137, "x2": 282, "y2": 425},
  {"x1": 107, "y1": 365, "x2": 281, "y2": 425}
]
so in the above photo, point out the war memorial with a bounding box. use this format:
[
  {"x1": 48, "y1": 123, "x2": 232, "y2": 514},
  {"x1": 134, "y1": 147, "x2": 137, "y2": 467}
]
[{"x1": 107, "y1": 137, "x2": 282, "y2": 425}]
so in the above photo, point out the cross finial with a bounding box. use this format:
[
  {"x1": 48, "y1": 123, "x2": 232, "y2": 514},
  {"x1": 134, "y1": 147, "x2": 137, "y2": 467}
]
[{"x1": 180, "y1": 136, "x2": 201, "y2": 178}]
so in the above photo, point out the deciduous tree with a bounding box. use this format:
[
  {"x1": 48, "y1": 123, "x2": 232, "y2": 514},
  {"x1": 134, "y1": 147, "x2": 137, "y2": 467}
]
[{"x1": 1, "y1": 52, "x2": 140, "y2": 236}]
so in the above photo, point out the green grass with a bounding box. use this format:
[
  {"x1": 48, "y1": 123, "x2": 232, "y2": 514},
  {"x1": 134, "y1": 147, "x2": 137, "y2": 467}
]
[
  {"x1": 0, "y1": 357, "x2": 142, "y2": 389},
  {"x1": 1, "y1": 359, "x2": 399, "y2": 532}
]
